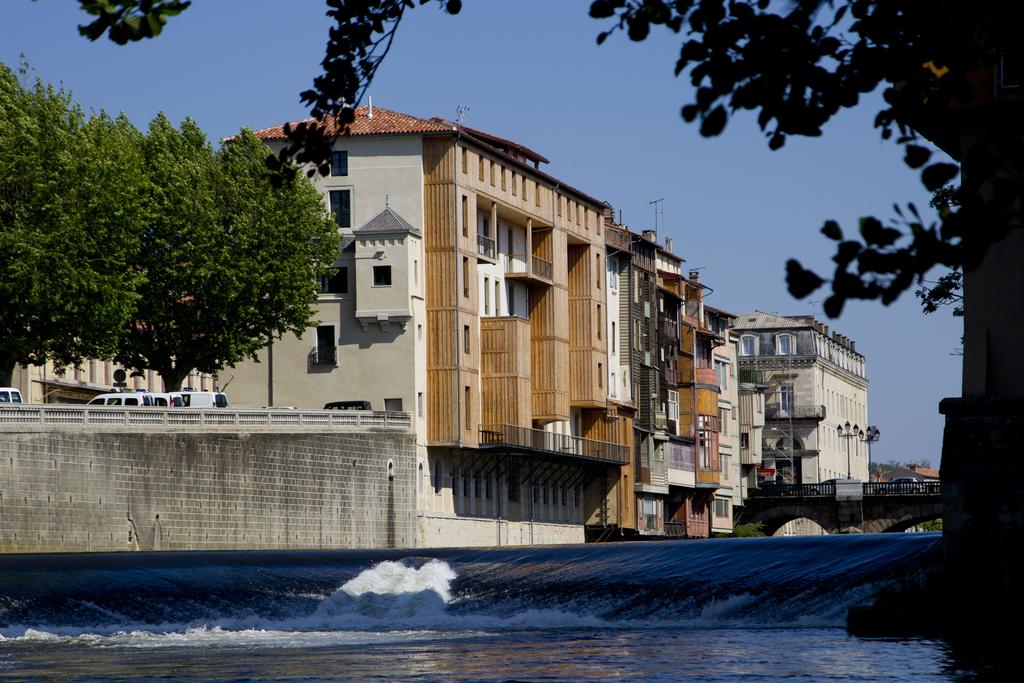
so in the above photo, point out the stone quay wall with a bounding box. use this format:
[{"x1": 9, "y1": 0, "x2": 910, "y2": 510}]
[{"x1": 0, "y1": 424, "x2": 416, "y2": 553}]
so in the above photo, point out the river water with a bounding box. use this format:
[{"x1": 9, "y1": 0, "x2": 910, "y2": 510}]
[{"x1": 0, "y1": 533, "x2": 989, "y2": 680}]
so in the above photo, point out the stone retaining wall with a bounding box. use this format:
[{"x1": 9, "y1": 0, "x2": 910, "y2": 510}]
[{"x1": 0, "y1": 430, "x2": 416, "y2": 553}]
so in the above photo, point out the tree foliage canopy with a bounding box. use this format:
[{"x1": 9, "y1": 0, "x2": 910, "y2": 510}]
[
  {"x1": 0, "y1": 62, "x2": 146, "y2": 386},
  {"x1": 73, "y1": 1, "x2": 1022, "y2": 318},
  {"x1": 1, "y1": 59, "x2": 338, "y2": 390},
  {"x1": 117, "y1": 120, "x2": 339, "y2": 391}
]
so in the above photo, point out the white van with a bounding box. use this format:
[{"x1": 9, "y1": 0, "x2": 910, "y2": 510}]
[
  {"x1": 170, "y1": 391, "x2": 228, "y2": 408},
  {"x1": 88, "y1": 392, "x2": 156, "y2": 407},
  {"x1": 0, "y1": 387, "x2": 24, "y2": 404}
]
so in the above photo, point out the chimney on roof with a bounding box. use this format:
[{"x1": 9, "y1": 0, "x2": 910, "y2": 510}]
[
  {"x1": 642, "y1": 229, "x2": 657, "y2": 242},
  {"x1": 689, "y1": 270, "x2": 700, "y2": 283},
  {"x1": 849, "y1": 340, "x2": 856, "y2": 352},
  {"x1": 368, "y1": 96, "x2": 374, "y2": 119},
  {"x1": 666, "y1": 237, "x2": 673, "y2": 253}
]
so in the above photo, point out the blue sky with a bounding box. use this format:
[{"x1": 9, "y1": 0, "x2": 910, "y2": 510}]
[{"x1": 1, "y1": 1, "x2": 962, "y2": 466}]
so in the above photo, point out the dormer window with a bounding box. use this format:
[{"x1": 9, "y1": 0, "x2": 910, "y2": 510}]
[
  {"x1": 740, "y1": 335, "x2": 757, "y2": 356},
  {"x1": 776, "y1": 333, "x2": 795, "y2": 355}
]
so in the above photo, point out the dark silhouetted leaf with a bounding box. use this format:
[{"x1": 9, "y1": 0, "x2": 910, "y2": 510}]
[
  {"x1": 904, "y1": 144, "x2": 931, "y2": 169},
  {"x1": 922, "y1": 163, "x2": 959, "y2": 191},
  {"x1": 821, "y1": 220, "x2": 842, "y2": 240},
  {"x1": 700, "y1": 105, "x2": 727, "y2": 136},
  {"x1": 786, "y1": 259, "x2": 825, "y2": 298}
]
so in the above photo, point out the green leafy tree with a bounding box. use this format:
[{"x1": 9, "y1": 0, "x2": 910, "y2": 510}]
[
  {"x1": 69, "y1": 0, "x2": 1019, "y2": 319},
  {"x1": 0, "y1": 62, "x2": 146, "y2": 386},
  {"x1": 115, "y1": 119, "x2": 339, "y2": 391}
]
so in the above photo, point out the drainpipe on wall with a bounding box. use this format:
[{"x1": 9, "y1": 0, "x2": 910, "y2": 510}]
[{"x1": 267, "y1": 336, "x2": 274, "y2": 407}]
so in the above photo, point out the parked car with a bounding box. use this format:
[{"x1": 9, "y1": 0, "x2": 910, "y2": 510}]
[
  {"x1": 324, "y1": 400, "x2": 372, "y2": 410},
  {"x1": 0, "y1": 387, "x2": 24, "y2": 404},
  {"x1": 170, "y1": 390, "x2": 228, "y2": 408},
  {"x1": 890, "y1": 476, "x2": 926, "y2": 492}
]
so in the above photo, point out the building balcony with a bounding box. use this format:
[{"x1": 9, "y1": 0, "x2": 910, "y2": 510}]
[
  {"x1": 765, "y1": 405, "x2": 827, "y2": 421},
  {"x1": 662, "y1": 366, "x2": 679, "y2": 386},
  {"x1": 658, "y1": 319, "x2": 679, "y2": 340},
  {"x1": 308, "y1": 345, "x2": 337, "y2": 366},
  {"x1": 606, "y1": 227, "x2": 631, "y2": 252},
  {"x1": 479, "y1": 423, "x2": 630, "y2": 465},
  {"x1": 697, "y1": 467, "x2": 721, "y2": 487},
  {"x1": 477, "y1": 233, "x2": 496, "y2": 262},
  {"x1": 505, "y1": 253, "x2": 553, "y2": 285},
  {"x1": 694, "y1": 366, "x2": 717, "y2": 386},
  {"x1": 664, "y1": 521, "x2": 686, "y2": 538}
]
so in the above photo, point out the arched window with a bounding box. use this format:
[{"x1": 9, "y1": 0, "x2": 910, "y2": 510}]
[
  {"x1": 776, "y1": 333, "x2": 795, "y2": 355},
  {"x1": 740, "y1": 335, "x2": 757, "y2": 356}
]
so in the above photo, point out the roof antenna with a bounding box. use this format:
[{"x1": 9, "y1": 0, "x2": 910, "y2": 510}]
[
  {"x1": 649, "y1": 198, "x2": 664, "y2": 234},
  {"x1": 456, "y1": 104, "x2": 471, "y2": 123},
  {"x1": 368, "y1": 96, "x2": 373, "y2": 119}
]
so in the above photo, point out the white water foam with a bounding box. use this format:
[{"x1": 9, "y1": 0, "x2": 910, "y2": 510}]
[{"x1": 0, "y1": 558, "x2": 885, "y2": 648}]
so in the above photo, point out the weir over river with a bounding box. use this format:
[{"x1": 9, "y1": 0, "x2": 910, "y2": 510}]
[{"x1": 0, "y1": 533, "x2": 995, "y2": 681}]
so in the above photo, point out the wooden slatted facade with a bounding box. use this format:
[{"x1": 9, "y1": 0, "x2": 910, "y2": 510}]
[{"x1": 481, "y1": 316, "x2": 532, "y2": 427}]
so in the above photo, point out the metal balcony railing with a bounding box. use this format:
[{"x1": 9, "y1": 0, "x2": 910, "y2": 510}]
[
  {"x1": 477, "y1": 233, "x2": 496, "y2": 260},
  {"x1": 479, "y1": 423, "x2": 629, "y2": 465},
  {"x1": 664, "y1": 521, "x2": 686, "y2": 538},
  {"x1": 765, "y1": 405, "x2": 826, "y2": 420},
  {"x1": 309, "y1": 345, "x2": 337, "y2": 366},
  {"x1": 532, "y1": 255, "x2": 553, "y2": 281},
  {"x1": 506, "y1": 253, "x2": 552, "y2": 282}
]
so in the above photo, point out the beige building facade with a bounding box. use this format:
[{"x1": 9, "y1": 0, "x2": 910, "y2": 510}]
[
  {"x1": 732, "y1": 311, "x2": 869, "y2": 484},
  {"x1": 228, "y1": 107, "x2": 630, "y2": 547}
]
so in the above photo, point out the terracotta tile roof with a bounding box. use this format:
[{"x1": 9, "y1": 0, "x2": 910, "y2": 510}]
[
  {"x1": 249, "y1": 106, "x2": 609, "y2": 208},
  {"x1": 250, "y1": 106, "x2": 454, "y2": 141}
]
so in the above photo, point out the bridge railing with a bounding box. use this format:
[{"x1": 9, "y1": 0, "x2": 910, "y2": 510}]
[
  {"x1": 750, "y1": 480, "x2": 942, "y2": 499},
  {"x1": 0, "y1": 406, "x2": 412, "y2": 432},
  {"x1": 748, "y1": 482, "x2": 836, "y2": 498},
  {"x1": 864, "y1": 480, "x2": 941, "y2": 496}
]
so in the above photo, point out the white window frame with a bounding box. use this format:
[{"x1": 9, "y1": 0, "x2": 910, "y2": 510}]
[
  {"x1": 776, "y1": 333, "x2": 795, "y2": 355},
  {"x1": 740, "y1": 334, "x2": 757, "y2": 356}
]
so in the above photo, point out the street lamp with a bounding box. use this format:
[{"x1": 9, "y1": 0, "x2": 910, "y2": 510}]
[
  {"x1": 838, "y1": 422, "x2": 861, "y2": 479},
  {"x1": 861, "y1": 425, "x2": 881, "y2": 480}
]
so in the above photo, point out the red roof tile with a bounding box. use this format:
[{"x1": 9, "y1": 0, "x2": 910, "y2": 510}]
[{"x1": 250, "y1": 106, "x2": 453, "y2": 140}]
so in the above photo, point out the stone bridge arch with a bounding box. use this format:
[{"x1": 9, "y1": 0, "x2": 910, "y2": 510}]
[
  {"x1": 738, "y1": 502, "x2": 838, "y2": 536},
  {"x1": 861, "y1": 500, "x2": 943, "y2": 533}
]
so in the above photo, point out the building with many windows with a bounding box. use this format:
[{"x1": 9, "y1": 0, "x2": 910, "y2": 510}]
[
  {"x1": 227, "y1": 107, "x2": 631, "y2": 547},
  {"x1": 732, "y1": 311, "x2": 869, "y2": 484},
  {"x1": 706, "y1": 306, "x2": 740, "y2": 534}
]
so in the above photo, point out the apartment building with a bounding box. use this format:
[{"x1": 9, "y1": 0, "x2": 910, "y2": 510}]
[
  {"x1": 228, "y1": 107, "x2": 631, "y2": 547},
  {"x1": 732, "y1": 311, "x2": 869, "y2": 484},
  {"x1": 706, "y1": 306, "x2": 741, "y2": 534},
  {"x1": 603, "y1": 222, "x2": 722, "y2": 539}
]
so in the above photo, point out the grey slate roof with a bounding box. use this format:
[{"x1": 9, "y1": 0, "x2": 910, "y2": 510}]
[
  {"x1": 731, "y1": 310, "x2": 809, "y2": 331},
  {"x1": 354, "y1": 206, "x2": 421, "y2": 237}
]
